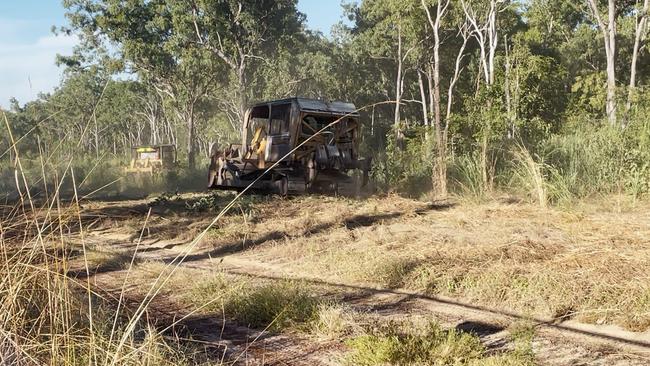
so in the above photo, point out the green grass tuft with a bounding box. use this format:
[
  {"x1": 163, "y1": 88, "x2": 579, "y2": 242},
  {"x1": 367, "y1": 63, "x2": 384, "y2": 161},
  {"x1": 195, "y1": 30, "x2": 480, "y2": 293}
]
[
  {"x1": 191, "y1": 275, "x2": 321, "y2": 332},
  {"x1": 346, "y1": 321, "x2": 535, "y2": 366}
]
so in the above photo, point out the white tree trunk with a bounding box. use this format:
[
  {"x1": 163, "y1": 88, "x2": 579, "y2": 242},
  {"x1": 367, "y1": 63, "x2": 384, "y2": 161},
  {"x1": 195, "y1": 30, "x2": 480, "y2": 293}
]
[
  {"x1": 417, "y1": 70, "x2": 429, "y2": 127},
  {"x1": 587, "y1": 0, "x2": 617, "y2": 126},
  {"x1": 423, "y1": 0, "x2": 451, "y2": 197},
  {"x1": 625, "y1": 0, "x2": 650, "y2": 125},
  {"x1": 394, "y1": 22, "x2": 404, "y2": 142}
]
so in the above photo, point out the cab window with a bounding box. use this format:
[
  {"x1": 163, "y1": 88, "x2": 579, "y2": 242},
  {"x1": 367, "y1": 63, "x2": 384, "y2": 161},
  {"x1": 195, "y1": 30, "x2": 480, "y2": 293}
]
[
  {"x1": 270, "y1": 103, "x2": 291, "y2": 136},
  {"x1": 247, "y1": 105, "x2": 270, "y2": 145}
]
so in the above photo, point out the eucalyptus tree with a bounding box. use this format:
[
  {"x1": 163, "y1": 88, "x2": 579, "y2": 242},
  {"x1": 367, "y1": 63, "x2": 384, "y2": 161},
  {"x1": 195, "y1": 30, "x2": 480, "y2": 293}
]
[
  {"x1": 46, "y1": 67, "x2": 108, "y2": 156},
  {"x1": 625, "y1": 0, "x2": 650, "y2": 124},
  {"x1": 62, "y1": 0, "x2": 225, "y2": 168},
  {"x1": 419, "y1": 0, "x2": 475, "y2": 196},
  {"x1": 586, "y1": 0, "x2": 618, "y2": 126},
  {"x1": 460, "y1": 0, "x2": 511, "y2": 190},
  {"x1": 186, "y1": 0, "x2": 304, "y2": 128},
  {"x1": 350, "y1": 0, "x2": 425, "y2": 144}
]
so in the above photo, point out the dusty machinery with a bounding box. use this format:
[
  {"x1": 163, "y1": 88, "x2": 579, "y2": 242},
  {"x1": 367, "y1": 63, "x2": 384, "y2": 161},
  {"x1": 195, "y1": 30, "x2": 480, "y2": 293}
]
[
  {"x1": 208, "y1": 98, "x2": 371, "y2": 195},
  {"x1": 124, "y1": 144, "x2": 177, "y2": 176}
]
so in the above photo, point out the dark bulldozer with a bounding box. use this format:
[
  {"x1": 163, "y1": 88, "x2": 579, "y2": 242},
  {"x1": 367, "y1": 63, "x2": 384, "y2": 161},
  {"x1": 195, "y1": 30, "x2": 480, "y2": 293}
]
[{"x1": 208, "y1": 97, "x2": 371, "y2": 195}]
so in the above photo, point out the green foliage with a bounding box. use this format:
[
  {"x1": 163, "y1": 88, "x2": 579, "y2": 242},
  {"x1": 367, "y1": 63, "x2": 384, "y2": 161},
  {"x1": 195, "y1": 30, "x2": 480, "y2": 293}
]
[
  {"x1": 346, "y1": 321, "x2": 534, "y2": 366},
  {"x1": 372, "y1": 127, "x2": 435, "y2": 196},
  {"x1": 193, "y1": 276, "x2": 320, "y2": 332},
  {"x1": 185, "y1": 192, "x2": 265, "y2": 216},
  {"x1": 185, "y1": 193, "x2": 225, "y2": 212},
  {"x1": 567, "y1": 73, "x2": 608, "y2": 119},
  {"x1": 544, "y1": 124, "x2": 650, "y2": 199}
]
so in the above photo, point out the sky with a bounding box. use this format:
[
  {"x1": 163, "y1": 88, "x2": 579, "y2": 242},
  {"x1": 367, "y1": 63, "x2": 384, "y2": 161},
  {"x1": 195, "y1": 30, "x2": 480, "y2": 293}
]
[{"x1": 0, "y1": 0, "x2": 347, "y2": 109}]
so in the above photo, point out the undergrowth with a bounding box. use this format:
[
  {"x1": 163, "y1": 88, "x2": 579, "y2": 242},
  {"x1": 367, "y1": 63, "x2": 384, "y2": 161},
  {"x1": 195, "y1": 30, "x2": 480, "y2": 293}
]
[
  {"x1": 345, "y1": 320, "x2": 535, "y2": 366},
  {"x1": 191, "y1": 275, "x2": 321, "y2": 331}
]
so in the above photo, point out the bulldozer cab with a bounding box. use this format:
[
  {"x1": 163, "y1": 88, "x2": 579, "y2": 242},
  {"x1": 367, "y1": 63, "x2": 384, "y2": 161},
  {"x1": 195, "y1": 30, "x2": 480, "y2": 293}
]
[
  {"x1": 241, "y1": 102, "x2": 293, "y2": 167},
  {"x1": 209, "y1": 97, "x2": 370, "y2": 195},
  {"x1": 239, "y1": 99, "x2": 359, "y2": 165},
  {"x1": 125, "y1": 144, "x2": 176, "y2": 174}
]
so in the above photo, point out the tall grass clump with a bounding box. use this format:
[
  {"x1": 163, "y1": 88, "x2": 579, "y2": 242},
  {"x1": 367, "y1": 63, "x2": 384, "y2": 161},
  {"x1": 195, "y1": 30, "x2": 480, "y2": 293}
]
[
  {"x1": 509, "y1": 144, "x2": 548, "y2": 207},
  {"x1": 449, "y1": 153, "x2": 490, "y2": 201},
  {"x1": 543, "y1": 123, "x2": 650, "y2": 200}
]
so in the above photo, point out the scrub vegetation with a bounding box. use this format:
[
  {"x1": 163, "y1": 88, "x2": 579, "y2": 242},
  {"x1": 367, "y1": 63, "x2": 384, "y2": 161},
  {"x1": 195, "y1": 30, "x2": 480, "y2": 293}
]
[{"x1": 3, "y1": 0, "x2": 650, "y2": 364}]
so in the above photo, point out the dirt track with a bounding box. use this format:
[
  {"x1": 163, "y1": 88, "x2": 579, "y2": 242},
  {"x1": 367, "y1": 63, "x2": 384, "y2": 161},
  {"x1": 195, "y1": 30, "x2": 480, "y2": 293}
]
[{"x1": 70, "y1": 193, "x2": 650, "y2": 365}]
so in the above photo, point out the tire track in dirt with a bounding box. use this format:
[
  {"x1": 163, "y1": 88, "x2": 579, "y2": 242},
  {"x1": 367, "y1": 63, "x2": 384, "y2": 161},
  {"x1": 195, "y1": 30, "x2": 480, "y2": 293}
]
[
  {"x1": 81, "y1": 248, "x2": 338, "y2": 365},
  {"x1": 77, "y1": 225, "x2": 650, "y2": 365},
  {"x1": 74, "y1": 195, "x2": 650, "y2": 365},
  {"x1": 184, "y1": 256, "x2": 650, "y2": 366}
]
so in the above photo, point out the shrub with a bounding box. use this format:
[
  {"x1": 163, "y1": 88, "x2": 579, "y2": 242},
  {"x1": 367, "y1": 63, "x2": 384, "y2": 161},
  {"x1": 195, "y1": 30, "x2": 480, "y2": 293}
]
[
  {"x1": 225, "y1": 281, "x2": 320, "y2": 331},
  {"x1": 372, "y1": 126, "x2": 435, "y2": 196},
  {"x1": 542, "y1": 124, "x2": 650, "y2": 199}
]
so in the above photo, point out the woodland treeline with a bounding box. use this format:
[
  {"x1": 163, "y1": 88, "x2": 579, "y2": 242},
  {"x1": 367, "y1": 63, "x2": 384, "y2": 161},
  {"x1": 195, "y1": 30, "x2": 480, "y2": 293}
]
[{"x1": 3, "y1": 0, "x2": 650, "y2": 201}]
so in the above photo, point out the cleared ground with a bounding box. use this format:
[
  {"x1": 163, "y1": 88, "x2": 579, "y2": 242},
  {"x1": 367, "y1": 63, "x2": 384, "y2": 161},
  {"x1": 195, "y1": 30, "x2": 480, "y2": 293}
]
[{"x1": 66, "y1": 192, "x2": 650, "y2": 365}]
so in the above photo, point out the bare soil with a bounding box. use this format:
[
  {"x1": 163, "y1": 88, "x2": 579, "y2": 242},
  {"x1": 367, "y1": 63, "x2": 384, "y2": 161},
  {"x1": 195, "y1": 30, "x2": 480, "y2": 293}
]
[{"x1": 67, "y1": 192, "x2": 650, "y2": 365}]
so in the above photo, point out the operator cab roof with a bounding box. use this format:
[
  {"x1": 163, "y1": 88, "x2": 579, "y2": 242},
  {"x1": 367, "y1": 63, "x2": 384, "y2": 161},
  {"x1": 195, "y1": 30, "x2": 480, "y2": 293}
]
[
  {"x1": 130, "y1": 144, "x2": 176, "y2": 149},
  {"x1": 251, "y1": 97, "x2": 359, "y2": 117}
]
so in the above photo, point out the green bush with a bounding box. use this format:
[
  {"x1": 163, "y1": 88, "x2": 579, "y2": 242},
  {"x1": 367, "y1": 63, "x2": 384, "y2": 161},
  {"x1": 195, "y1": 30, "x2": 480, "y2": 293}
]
[
  {"x1": 226, "y1": 281, "x2": 320, "y2": 331},
  {"x1": 372, "y1": 126, "x2": 435, "y2": 196}
]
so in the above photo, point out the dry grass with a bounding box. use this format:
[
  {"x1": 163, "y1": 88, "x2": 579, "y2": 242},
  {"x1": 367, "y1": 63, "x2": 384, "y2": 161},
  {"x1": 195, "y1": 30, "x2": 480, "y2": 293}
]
[
  {"x1": 227, "y1": 194, "x2": 650, "y2": 331},
  {"x1": 0, "y1": 207, "x2": 211, "y2": 365},
  {"x1": 0, "y1": 112, "x2": 228, "y2": 365},
  {"x1": 310, "y1": 303, "x2": 362, "y2": 340},
  {"x1": 4, "y1": 139, "x2": 650, "y2": 365}
]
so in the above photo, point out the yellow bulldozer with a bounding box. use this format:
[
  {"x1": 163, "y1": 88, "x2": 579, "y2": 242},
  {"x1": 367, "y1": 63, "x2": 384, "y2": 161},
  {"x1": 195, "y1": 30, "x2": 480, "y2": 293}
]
[{"x1": 124, "y1": 144, "x2": 177, "y2": 176}]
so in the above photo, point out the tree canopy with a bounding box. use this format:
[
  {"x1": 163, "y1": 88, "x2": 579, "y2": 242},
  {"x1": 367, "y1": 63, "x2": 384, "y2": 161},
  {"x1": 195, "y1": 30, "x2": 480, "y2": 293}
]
[{"x1": 4, "y1": 0, "x2": 650, "y2": 199}]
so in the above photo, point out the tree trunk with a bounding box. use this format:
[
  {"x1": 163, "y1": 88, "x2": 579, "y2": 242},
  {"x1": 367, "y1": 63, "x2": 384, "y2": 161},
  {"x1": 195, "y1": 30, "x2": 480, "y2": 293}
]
[
  {"x1": 417, "y1": 70, "x2": 429, "y2": 127},
  {"x1": 371, "y1": 105, "x2": 376, "y2": 137},
  {"x1": 625, "y1": 0, "x2": 649, "y2": 126},
  {"x1": 587, "y1": 0, "x2": 617, "y2": 126},
  {"x1": 187, "y1": 103, "x2": 196, "y2": 169},
  {"x1": 487, "y1": 1, "x2": 498, "y2": 86},
  {"x1": 93, "y1": 112, "x2": 100, "y2": 158},
  {"x1": 606, "y1": 0, "x2": 617, "y2": 126},
  {"x1": 480, "y1": 132, "x2": 489, "y2": 189},
  {"x1": 432, "y1": 43, "x2": 445, "y2": 197},
  {"x1": 504, "y1": 37, "x2": 514, "y2": 138},
  {"x1": 427, "y1": 66, "x2": 435, "y2": 120},
  {"x1": 394, "y1": 24, "x2": 404, "y2": 147},
  {"x1": 423, "y1": 0, "x2": 450, "y2": 197},
  {"x1": 237, "y1": 64, "x2": 248, "y2": 133}
]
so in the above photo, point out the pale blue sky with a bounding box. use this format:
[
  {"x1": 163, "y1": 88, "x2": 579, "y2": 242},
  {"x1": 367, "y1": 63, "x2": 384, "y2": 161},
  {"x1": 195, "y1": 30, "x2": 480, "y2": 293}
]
[{"x1": 0, "y1": 0, "x2": 348, "y2": 107}]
